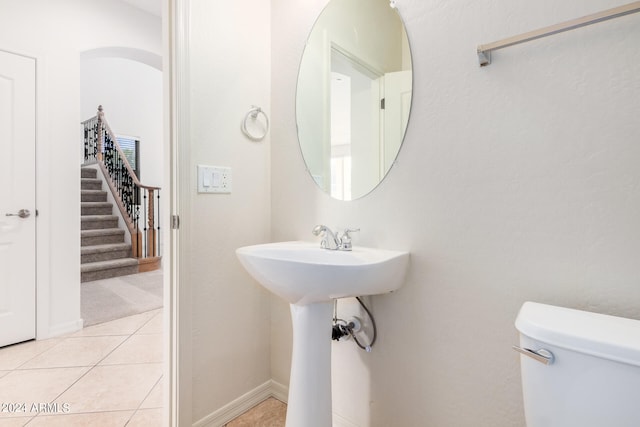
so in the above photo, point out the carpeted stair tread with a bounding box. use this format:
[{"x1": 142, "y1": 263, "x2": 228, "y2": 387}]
[
  {"x1": 81, "y1": 258, "x2": 140, "y2": 282},
  {"x1": 82, "y1": 202, "x2": 111, "y2": 207},
  {"x1": 81, "y1": 202, "x2": 113, "y2": 215},
  {"x1": 81, "y1": 190, "x2": 108, "y2": 202},
  {"x1": 81, "y1": 215, "x2": 119, "y2": 230},
  {"x1": 81, "y1": 243, "x2": 131, "y2": 254},
  {"x1": 81, "y1": 215, "x2": 118, "y2": 220},
  {"x1": 81, "y1": 178, "x2": 103, "y2": 190},
  {"x1": 81, "y1": 241, "x2": 132, "y2": 264},
  {"x1": 81, "y1": 258, "x2": 139, "y2": 273},
  {"x1": 81, "y1": 228, "x2": 125, "y2": 246},
  {"x1": 81, "y1": 168, "x2": 97, "y2": 178},
  {"x1": 81, "y1": 228, "x2": 125, "y2": 237}
]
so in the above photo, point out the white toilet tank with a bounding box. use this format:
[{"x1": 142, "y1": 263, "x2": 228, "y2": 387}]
[{"x1": 515, "y1": 301, "x2": 640, "y2": 427}]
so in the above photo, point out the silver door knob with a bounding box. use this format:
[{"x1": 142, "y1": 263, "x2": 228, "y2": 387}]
[{"x1": 5, "y1": 209, "x2": 31, "y2": 219}]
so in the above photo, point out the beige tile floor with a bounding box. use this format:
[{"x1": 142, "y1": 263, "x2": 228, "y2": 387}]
[
  {"x1": 0, "y1": 309, "x2": 163, "y2": 426},
  {"x1": 225, "y1": 398, "x2": 286, "y2": 427}
]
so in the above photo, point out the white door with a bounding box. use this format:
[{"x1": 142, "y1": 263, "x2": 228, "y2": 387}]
[
  {"x1": 382, "y1": 70, "x2": 412, "y2": 172},
  {"x1": 0, "y1": 50, "x2": 36, "y2": 348}
]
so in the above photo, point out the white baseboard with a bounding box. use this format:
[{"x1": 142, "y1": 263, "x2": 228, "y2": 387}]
[
  {"x1": 193, "y1": 380, "x2": 288, "y2": 427},
  {"x1": 43, "y1": 318, "x2": 84, "y2": 339},
  {"x1": 270, "y1": 379, "x2": 288, "y2": 403},
  {"x1": 333, "y1": 412, "x2": 360, "y2": 427},
  {"x1": 191, "y1": 379, "x2": 360, "y2": 427}
]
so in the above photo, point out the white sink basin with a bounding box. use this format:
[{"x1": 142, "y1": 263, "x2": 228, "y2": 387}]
[
  {"x1": 236, "y1": 241, "x2": 409, "y2": 305},
  {"x1": 236, "y1": 240, "x2": 410, "y2": 427}
]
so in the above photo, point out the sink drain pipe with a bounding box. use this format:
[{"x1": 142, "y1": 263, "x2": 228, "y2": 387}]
[{"x1": 332, "y1": 297, "x2": 377, "y2": 352}]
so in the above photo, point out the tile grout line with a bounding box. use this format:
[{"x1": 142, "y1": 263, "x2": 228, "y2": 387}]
[
  {"x1": 26, "y1": 325, "x2": 139, "y2": 422},
  {"x1": 7, "y1": 337, "x2": 65, "y2": 371},
  {"x1": 11, "y1": 334, "x2": 130, "y2": 371},
  {"x1": 131, "y1": 310, "x2": 162, "y2": 335},
  {"x1": 22, "y1": 409, "x2": 137, "y2": 425},
  {"x1": 125, "y1": 313, "x2": 164, "y2": 425},
  {"x1": 124, "y1": 374, "x2": 163, "y2": 426},
  {"x1": 29, "y1": 311, "x2": 163, "y2": 424},
  {"x1": 1, "y1": 307, "x2": 163, "y2": 425}
]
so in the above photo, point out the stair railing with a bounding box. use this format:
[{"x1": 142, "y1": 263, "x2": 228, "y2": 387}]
[{"x1": 82, "y1": 105, "x2": 161, "y2": 260}]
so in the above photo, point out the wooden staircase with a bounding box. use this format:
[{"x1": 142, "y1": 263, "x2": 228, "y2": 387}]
[{"x1": 81, "y1": 167, "x2": 138, "y2": 282}]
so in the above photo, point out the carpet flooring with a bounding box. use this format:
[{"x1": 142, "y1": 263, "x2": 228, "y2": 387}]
[{"x1": 81, "y1": 269, "x2": 164, "y2": 326}]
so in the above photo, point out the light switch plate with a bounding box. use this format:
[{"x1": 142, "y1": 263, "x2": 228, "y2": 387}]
[{"x1": 197, "y1": 165, "x2": 232, "y2": 194}]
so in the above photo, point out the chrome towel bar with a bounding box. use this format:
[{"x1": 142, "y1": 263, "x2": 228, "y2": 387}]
[{"x1": 478, "y1": 1, "x2": 640, "y2": 66}]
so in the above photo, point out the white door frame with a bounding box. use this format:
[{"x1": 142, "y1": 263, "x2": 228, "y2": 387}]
[
  {"x1": 5, "y1": 6, "x2": 188, "y2": 424},
  {"x1": 166, "y1": 0, "x2": 192, "y2": 425}
]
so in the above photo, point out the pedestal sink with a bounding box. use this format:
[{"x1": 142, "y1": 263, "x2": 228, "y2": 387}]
[{"x1": 236, "y1": 241, "x2": 409, "y2": 427}]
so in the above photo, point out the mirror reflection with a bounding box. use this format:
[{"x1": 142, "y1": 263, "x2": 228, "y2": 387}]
[{"x1": 296, "y1": 0, "x2": 412, "y2": 200}]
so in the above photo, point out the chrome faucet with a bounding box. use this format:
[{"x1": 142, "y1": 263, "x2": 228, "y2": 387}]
[
  {"x1": 312, "y1": 225, "x2": 359, "y2": 251},
  {"x1": 312, "y1": 225, "x2": 340, "y2": 250},
  {"x1": 337, "y1": 228, "x2": 359, "y2": 251}
]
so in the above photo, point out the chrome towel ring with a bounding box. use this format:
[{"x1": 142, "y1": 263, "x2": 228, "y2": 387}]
[{"x1": 241, "y1": 105, "x2": 269, "y2": 141}]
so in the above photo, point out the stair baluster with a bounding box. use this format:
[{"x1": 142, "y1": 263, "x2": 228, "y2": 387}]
[{"x1": 81, "y1": 105, "x2": 161, "y2": 272}]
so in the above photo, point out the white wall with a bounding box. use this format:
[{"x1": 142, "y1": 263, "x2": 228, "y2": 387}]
[
  {"x1": 187, "y1": 0, "x2": 272, "y2": 422},
  {"x1": 0, "y1": 0, "x2": 161, "y2": 338},
  {"x1": 81, "y1": 57, "x2": 163, "y2": 187},
  {"x1": 271, "y1": 0, "x2": 640, "y2": 425}
]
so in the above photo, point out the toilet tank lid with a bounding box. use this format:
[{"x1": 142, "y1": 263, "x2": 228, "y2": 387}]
[{"x1": 516, "y1": 302, "x2": 640, "y2": 367}]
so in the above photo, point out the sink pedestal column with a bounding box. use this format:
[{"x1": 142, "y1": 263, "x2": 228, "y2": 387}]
[{"x1": 286, "y1": 301, "x2": 334, "y2": 427}]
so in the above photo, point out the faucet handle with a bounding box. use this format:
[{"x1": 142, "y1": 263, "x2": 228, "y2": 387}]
[
  {"x1": 339, "y1": 228, "x2": 360, "y2": 250},
  {"x1": 312, "y1": 224, "x2": 326, "y2": 236},
  {"x1": 342, "y1": 228, "x2": 360, "y2": 237}
]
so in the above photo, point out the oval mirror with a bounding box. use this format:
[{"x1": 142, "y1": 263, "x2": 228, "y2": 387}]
[{"x1": 296, "y1": 0, "x2": 412, "y2": 201}]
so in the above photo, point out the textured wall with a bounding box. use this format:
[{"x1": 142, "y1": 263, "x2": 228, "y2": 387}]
[
  {"x1": 270, "y1": 0, "x2": 640, "y2": 425},
  {"x1": 188, "y1": 0, "x2": 272, "y2": 422}
]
